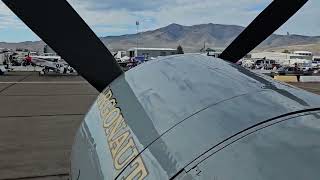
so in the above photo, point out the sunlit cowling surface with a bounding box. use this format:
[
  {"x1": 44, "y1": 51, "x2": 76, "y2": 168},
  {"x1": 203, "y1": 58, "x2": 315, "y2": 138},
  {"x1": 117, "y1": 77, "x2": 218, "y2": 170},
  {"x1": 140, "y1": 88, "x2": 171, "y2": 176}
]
[
  {"x1": 70, "y1": 55, "x2": 320, "y2": 180},
  {"x1": 176, "y1": 112, "x2": 320, "y2": 179}
]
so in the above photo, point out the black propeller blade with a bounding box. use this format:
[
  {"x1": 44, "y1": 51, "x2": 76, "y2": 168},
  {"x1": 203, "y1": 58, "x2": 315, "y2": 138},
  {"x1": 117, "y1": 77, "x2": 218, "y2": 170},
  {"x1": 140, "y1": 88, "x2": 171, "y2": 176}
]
[
  {"x1": 2, "y1": 0, "x2": 123, "y2": 92},
  {"x1": 219, "y1": 0, "x2": 308, "y2": 63}
]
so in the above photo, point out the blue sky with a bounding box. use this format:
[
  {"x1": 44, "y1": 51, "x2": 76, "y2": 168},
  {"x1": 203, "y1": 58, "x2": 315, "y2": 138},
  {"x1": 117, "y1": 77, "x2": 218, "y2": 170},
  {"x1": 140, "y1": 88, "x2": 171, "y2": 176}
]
[{"x1": 0, "y1": 0, "x2": 319, "y2": 42}]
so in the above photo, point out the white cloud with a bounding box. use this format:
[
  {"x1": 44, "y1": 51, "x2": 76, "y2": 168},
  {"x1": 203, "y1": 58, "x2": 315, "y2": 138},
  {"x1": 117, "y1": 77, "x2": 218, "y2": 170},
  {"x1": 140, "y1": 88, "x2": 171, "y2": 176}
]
[
  {"x1": 139, "y1": 0, "x2": 265, "y2": 27},
  {"x1": 0, "y1": 0, "x2": 319, "y2": 41},
  {"x1": 67, "y1": 0, "x2": 136, "y2": 26},
  {"x1": 0, "y1": 2, "x2": 23, "y2": 29},
  {"x1": 67, "y1": 0, "x2": 272, "y2": 31},
  {"x1": 277, "y1": 0, "x2": 320, "y2": 36},
  {"x1": 66, "y1": 0, "x2": 319, "y2": 36}
]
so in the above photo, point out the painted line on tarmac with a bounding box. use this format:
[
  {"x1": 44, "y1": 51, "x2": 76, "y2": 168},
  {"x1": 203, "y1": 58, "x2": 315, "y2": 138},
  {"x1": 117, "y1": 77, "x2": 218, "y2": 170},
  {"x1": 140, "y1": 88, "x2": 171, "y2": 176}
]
[
  {"x1": 0, "y1": 173, "x2": 69, "y2": 180},
  {"x1": 0, "y1": 81, "x2": 88, "y2": 84},
  {"x1": 303, "y1": 88, "x2": 320, "y2": 92},
  {"x1": 295, "y1": 86, "x2": 320, "y2": 92},
  {"x1": 1, "y1": 94, "x2": 98, "y2": 97},
  {"x1": 0, "y1": 73, "x2": 33, "y2": 94},
  {"x1": 0, "y1": 113, "x2": 85, "y2": 119}
]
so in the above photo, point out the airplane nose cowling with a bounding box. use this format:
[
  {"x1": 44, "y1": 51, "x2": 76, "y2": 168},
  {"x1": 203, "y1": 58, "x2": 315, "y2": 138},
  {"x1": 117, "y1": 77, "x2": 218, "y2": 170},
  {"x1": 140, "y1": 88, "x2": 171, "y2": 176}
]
[
  {"x1": 70, "y1": 54, "x2": 320, "y2": 180},
  {"x1": 70, "y1": 122, "x2": 105, "y2": 180}
]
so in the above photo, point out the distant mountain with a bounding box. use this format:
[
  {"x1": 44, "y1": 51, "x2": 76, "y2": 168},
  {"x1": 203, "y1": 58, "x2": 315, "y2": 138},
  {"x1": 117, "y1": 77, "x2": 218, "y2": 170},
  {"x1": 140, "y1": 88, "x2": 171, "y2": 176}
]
[
  {"x1": 101, "y1": 23, "x2": 320, "y2": 52},
  {"x1": 0, "y1": 41, "x2": 45, "y2": 52},
  {"x1": 1, "y1": 23, "x2": 320, "y2": 53},
  {"x1": 101, "y1": 23, "x2": 246, "y2": 52}
]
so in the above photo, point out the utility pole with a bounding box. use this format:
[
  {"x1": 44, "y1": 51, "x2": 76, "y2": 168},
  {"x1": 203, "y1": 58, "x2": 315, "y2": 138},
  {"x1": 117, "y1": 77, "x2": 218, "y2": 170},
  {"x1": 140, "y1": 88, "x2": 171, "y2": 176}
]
[{"x1": 136, "y1": 21, "x2": 139, "y2": 57}]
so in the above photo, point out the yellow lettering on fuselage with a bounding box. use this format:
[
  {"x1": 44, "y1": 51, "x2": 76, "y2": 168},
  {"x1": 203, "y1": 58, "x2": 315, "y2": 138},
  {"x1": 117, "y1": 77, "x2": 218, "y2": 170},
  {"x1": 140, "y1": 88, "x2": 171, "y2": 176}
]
[
  {"x1": 97, "y1": 87, "x2": 148, "y2": 179},
  {"x1": 124, "y1": 156, "x2": 149, "y2": 180}
]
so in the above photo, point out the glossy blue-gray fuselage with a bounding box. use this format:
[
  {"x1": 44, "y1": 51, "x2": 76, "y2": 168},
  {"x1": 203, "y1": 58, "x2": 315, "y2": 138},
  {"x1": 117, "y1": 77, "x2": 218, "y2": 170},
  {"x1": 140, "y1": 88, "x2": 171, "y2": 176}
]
[{"x1": 70, "y1": 54, "x2": 320, "y2": 180}]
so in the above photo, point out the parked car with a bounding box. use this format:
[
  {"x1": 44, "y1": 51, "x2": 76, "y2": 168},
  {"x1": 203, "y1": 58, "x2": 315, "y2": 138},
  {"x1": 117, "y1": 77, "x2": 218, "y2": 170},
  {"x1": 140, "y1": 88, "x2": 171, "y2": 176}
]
[
  {"x1": 300, "y1": 66, "x2": 314, "y2": 76},
  {"x1": 272, "y1": 67, "x2": 303, "y2": 76},
  {"x1": 255, "y1": 59, "x2": 276, "y2": 70}
]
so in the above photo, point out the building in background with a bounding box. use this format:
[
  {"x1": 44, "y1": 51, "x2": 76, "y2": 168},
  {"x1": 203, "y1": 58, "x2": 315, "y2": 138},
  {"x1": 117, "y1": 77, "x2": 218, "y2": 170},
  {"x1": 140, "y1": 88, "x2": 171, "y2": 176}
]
[
  {"x1": 128, "y1": 47, "x2": 176, "y2": 61},
  {"x1": 293, "y1": 51, "x2": 313, "y2": 57},
  {"x1": 313, "y1": 56, "x2": 320, "y2": 62},
  {"x1": 0, "y1": 52, "x2": 5, "y2": 64},
  {"x1": 207, "y1": 51, "x2": 223, "y2": 58},
  {"x1": 249, "y1": 51, "x2": 314, "y2": 66},
  {"x1": 43, "y1": 45, "x2": 56, "y2": 55},
  {"x1": 251, "y1": 52, "x2": 313, "y2": 60},
  {"x1": 114, "y1": 51, "x2": 130, "y2": 62}
]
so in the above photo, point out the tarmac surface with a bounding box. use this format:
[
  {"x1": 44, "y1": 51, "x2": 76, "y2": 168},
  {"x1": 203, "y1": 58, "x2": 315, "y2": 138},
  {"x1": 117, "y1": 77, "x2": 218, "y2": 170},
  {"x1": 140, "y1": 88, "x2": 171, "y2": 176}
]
[
  {"x1": 0, "y1": 72, "x2": 98, "y2": 180},
  {"x1": 0, "y1": 72, "x2": 319, "y2": 180},
  {"x1": 288, "y1": 82, "x2": 320, "y2": 95}
]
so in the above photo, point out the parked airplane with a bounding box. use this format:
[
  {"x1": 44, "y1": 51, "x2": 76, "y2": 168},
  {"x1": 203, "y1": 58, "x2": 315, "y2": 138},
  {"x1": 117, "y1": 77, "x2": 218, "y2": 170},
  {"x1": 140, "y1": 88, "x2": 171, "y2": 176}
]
[
  {"x1": 4, "y1": 0, "x2": 320, "y2": 179},
  {"x1": 28, "y1": 53, "x2": 61, "y2": 64},
  {"x1": 26, "y1": 53, "x2": 75, "y2": 74}
]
